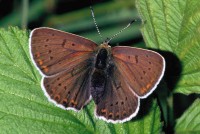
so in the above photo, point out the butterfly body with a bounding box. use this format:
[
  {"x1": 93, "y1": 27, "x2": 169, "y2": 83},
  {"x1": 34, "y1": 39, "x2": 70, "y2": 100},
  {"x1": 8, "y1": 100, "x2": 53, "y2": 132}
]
[
  {"x1": 30, "y1": 27, "x2": 165, "y2": 123},
  {"x1": 91, "y1": 44, "x2": 112, "y2": 104}
]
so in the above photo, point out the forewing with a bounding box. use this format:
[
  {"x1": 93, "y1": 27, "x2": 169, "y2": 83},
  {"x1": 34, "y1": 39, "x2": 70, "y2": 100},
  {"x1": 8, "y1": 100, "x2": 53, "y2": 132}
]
[
  {"x1": 30, "y1": 27, "x2": 97, "y2": 76},
  {"x1": 95, "y1": 65, "x2": 139, "y2": 123},
  {"x1": 43, "y1": 58, "x2": 94, "y2": 111},
  {"x1": 112, "y1": 46, "x2": 165, "y2": 98}
]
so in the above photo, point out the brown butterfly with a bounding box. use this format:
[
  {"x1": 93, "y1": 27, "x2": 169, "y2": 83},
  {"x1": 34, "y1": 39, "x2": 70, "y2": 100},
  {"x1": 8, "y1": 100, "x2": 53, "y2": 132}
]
[{"x1": 29, "y1": 27, "x2": 165, "y2": 123}]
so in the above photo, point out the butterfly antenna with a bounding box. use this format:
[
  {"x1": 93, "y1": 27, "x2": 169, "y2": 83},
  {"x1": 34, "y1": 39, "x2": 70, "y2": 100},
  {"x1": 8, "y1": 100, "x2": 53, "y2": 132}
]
[
  {"x1": 106, "y1": 19, "x2": 137, "y2": 44},
  {"x1": 90, "y1": 6, "x2": 104, "y2": 42}
]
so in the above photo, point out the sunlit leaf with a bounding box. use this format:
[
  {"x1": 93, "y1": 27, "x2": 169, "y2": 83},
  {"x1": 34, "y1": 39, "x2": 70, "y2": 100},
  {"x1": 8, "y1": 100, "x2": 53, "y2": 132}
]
[{"x1": 175, "y1": 98, "x2": 200, "y2": 134}]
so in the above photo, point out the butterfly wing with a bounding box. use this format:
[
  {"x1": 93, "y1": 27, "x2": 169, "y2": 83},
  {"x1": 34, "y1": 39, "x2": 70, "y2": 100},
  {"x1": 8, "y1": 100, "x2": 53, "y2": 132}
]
[
  {"x1": 112, "y1": 46, "x2": 165, "y2": 98},
  {"x1": 30, "y1": 27, "x2": 97, "y2": 76},
  {"x1": 43, "y1": 59, "x2": 93, "y2": 110},
  {"x1": 95, "y1": 64, "x2": 139, "y2": 123},
  {"x1": 30, "y1": 27, "x2": 98, "y2": 110}
]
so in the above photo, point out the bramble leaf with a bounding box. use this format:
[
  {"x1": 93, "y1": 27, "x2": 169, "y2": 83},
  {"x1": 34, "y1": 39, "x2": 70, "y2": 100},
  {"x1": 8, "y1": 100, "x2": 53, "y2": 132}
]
[{"x1": 175, "y1": 98, "x2": 200, "y2": 134}]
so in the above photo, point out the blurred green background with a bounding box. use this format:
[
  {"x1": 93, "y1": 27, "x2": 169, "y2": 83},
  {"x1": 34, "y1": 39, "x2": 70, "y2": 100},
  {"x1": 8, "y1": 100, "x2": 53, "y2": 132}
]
[{"x1": 0, "y1": 0, "x2": 144, "y2": 47}]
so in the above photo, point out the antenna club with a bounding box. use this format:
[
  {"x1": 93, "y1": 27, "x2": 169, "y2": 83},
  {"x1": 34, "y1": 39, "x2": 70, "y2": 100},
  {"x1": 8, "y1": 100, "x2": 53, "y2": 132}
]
[{"x1": 130, "y1": 19, "x2": 137, "y2": 24}]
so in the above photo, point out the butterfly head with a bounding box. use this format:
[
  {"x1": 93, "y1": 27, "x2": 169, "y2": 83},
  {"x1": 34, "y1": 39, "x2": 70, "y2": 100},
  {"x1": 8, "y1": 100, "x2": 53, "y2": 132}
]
[
  {"x1": 98, "y1": 42, "x2": 111, "y2": 51},
  {"x1": 97, "y1": 42, "x2": 112, "y2": 57},
  {"x1": 94, "y1": 43, "x2": 112, "y2": 70}
]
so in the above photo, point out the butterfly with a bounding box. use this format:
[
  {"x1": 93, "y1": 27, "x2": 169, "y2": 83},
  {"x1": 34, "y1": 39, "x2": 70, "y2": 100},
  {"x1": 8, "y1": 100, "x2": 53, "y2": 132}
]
[{"x1": 29, "y1": 27, "x2": 165, "y2": 123}]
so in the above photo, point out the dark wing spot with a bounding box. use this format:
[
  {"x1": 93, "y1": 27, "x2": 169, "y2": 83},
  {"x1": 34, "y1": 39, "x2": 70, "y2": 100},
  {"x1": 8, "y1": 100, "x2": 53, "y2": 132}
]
[
  {"x1": 49, "y1": 88, "x2": 56, "y2": 95},
  {"x1": 70, "y1": 103, "x2": 74, "y2": 107},
  {"x1": 54, "y1": 95, "x2": 60, "y2": 101},
  {"x1": 116, "y1": 113, "x2": 120, "y2": 119},
  {"x1": 143, "y1": 70, "x2": 146, "y2": 75},
  {"x1": 135, "y1": 55, "x2": 138, "y2": 63},
  {"x1": 62, "y1": 39, "x2": 67, "y2": 47},
  {"x1": 35, "y1": 52, "x2": 40, "y2": 58},
  {"x1": 108, "y1": 112, "x2": 113, "y2": 118},
  {"x1": 50, "y1": 56, "x2": 53, "y2": 60},
  {"x1": 48, "y1": 50, "x2": 52, "y2": 53},
  {"x1": 46, "y1": 39, "x2": 49, "y2": 42},
  {"x1": 62, "y1": 99, "x2": 68, "y2": 107},
  {"x1": 72, "y1": 43, "x2": 75, "y2": 46}
]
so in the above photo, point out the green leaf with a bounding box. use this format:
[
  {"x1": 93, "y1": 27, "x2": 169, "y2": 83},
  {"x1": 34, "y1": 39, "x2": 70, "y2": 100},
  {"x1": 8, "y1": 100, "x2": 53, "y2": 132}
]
[
  {"x1": 136, "y1": 0, "x2": 200, "y2": 95},
  {"x1": 0, "y1": 27, "x2": 161, "y2": 133},
  {"x1": 175, "y1": 98, "x2": 200, "y2": 134}
]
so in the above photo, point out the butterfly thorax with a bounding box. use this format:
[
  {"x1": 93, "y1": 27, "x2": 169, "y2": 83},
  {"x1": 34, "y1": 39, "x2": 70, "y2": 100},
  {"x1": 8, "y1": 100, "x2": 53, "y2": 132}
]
[{"x1": 95, "y1": 43, "x2": 111, "y2": 69}]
